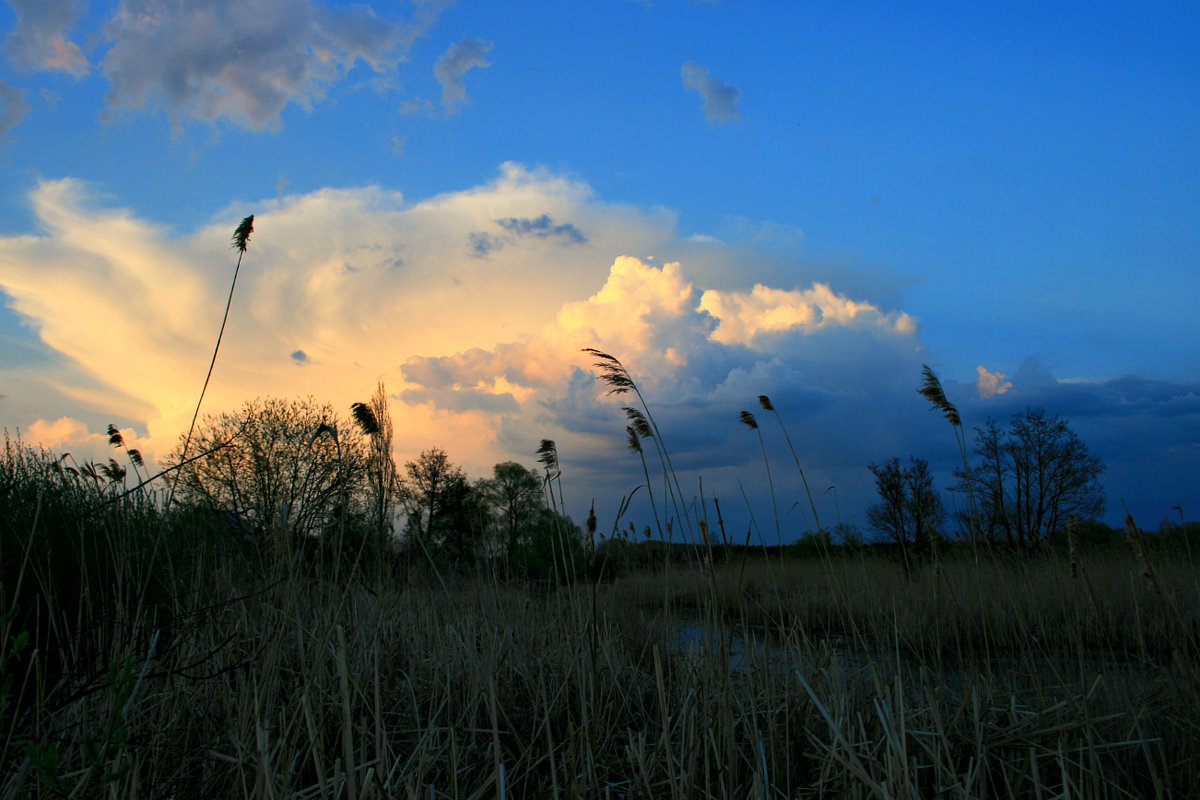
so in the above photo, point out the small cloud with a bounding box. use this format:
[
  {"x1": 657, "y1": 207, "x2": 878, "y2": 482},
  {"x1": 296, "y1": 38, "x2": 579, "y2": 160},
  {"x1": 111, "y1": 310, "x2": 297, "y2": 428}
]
[
  {"x1": 470, "y1": 214, "x2": 586, "y2": 257},
  {"x1": 975, "y1": 365, "x2": 1013, "y2": 399},
  {"x1": 0, "y1": 81, "x2": 31, "y2": 147},
  {"x1": 468, "y1": 231, "x2": 504, "y2": 258},
  {"x1": 3, "y1": 0, "x2": 89, "y2": 76},
  {"x1": 291, "y1": 350, "x2": 309, "y2": 364},
  {"x1": 681, "y1": 61, "x2": 741, "y2": 124},
  {"x1": 27, "y1": 416, "x2": 92, "y2": 449},
  {"x1": 434, "y1": 37, "x2": 493, "y2": 114},
  {"x1": 496, "y1": 214, "x2": 586, "y2": 245}
]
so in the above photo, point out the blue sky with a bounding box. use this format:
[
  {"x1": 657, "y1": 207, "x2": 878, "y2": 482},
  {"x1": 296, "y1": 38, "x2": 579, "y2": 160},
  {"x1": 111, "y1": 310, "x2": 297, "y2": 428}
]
[{"x1": 0, "y1": 0, "x2": 1197, "y2": 537}]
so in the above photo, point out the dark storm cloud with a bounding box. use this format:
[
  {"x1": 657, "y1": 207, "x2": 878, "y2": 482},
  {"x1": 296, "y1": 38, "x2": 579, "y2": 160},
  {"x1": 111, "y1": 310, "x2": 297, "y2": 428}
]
[{"x1": 934, "y1": 357, "x2": 1200, "y2": 526}]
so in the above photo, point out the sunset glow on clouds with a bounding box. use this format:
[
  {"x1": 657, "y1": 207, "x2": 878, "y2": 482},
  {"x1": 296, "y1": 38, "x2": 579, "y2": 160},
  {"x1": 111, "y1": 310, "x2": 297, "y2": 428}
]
[
  {"x1": 0, "y1": 168, "x2": 925, "y2": 482},
  {"x1": 0, "y1": 1, "x2": 1196, "y2": 533}
]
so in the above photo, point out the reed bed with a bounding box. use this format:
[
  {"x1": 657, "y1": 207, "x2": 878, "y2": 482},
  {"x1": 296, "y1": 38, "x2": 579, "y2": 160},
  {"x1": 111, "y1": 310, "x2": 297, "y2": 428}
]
[{"x1": 3, "y1": 479, "x2": 1198, "y2": 799}]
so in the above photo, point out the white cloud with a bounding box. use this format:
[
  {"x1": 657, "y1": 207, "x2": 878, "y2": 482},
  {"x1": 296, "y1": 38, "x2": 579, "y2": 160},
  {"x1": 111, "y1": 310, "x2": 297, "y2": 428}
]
[
  {"x1": 434, "y1": 36, "x2": 492, "y2": 114},
  {"x1": 2, "y1": 0, "x2": 89, "y2": 76},
  {"x1": 974, "y1": 365, "x2": 1012, "y2": 398},
  {"x1": 0, "y1": 79, "x2": 30, "y2": 146},
  {"x1": 0, "y1": 164, "x2": 938, "y2": 536},
  {"x1": 99, "y1": 0, "x2": 447, "y2": 130},
  {"x1": 681, "y1": 61, "x2": 740, "y2": 124},
  {"x1": 699, "y1": 283, "x2": 916, "y2": 346},
  {"x1": 0, "y1": 165, "x2": 674, "y2": 464}
]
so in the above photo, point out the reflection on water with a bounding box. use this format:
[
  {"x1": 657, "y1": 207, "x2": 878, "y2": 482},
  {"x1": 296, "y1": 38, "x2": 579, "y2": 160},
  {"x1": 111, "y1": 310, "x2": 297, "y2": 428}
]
[{"x1": 672, "y1": 621, "x2": 1151, "y2": 698}]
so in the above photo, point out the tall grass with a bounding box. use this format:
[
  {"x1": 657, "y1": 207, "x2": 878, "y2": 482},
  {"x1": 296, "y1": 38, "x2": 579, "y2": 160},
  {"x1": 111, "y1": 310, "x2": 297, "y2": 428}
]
[{"x1": 3, "y1": 427, "x2": 1197, "y2": 797}]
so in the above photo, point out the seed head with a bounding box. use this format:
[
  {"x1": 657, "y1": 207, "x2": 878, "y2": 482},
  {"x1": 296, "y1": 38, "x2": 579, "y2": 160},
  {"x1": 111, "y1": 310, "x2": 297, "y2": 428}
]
[
  {"x1": 350, "y1": 401, "x2": 380, "y2": 435},
  {"x1": 232, "y1": 215, "x2": 255, "y2": 254},
  {"x1": 917, "y1": 364, "x2": 961, "y2": 427}
]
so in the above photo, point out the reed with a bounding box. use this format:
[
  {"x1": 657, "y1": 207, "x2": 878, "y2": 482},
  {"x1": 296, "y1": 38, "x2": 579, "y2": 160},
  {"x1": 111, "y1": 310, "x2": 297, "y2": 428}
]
[
  {"x1": 5, "y1": 434, "x2": 1195, "y2": 798},
  {"x1": 168, "y1": 214, "x2": 255, "y2": 511}
]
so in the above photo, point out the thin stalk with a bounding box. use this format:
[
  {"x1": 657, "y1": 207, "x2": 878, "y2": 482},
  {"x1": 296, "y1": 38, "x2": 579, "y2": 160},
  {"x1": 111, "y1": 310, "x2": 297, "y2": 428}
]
[
  {"x1": 740, "y1": 410, "x2": 782, "y2": 550},
  {"x1": 168, "y1": 215, "x2": 254, "y2": 511},
  {"x1": 758, "y1": 395, "x2": 822, "y2": 535}
]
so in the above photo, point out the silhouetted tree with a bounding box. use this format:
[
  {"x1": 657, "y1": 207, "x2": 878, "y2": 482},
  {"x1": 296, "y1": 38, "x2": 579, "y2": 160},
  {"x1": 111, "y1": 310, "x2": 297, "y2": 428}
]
[
  {"x1": 867, "y1": 456, "x2": 944, "y2": 575},
  {"x1": 476, "y1": 461, "x2": 543, "y2": 567},
  {"x1": 400, "y1": 447, "x2": 465, "y2": 553},
  {"x1": 168, "y1": 396, "x2": 367, "y2": 549},
  {"x1": 433, "y1": 474, "x2": 489, "y2": 564},
  {"x1": 957, "y1": 407, "x2": 1105, "y2": 548}
]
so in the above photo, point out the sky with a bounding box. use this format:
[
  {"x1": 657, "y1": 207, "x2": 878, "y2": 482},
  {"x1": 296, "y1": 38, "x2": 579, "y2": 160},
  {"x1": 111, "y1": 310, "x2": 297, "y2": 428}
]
[{"x1": 0, "y1": 0, "x2": 1197, "y2": 541}]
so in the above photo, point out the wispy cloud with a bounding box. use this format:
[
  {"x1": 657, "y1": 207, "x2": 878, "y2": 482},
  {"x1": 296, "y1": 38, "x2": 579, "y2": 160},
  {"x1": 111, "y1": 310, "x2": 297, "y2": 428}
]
[
  {"x1": 681, "y1": 61, "x2": 741, "y2": 124},
  {"x1": 2, "y1": 0, "x2": 89, "y2": 76},
  {"x1": 497, "y1": 215, "x2": 586, "y2": 244},
  {"x1": 99, "y1": 0, "x2": 447, "y2": 130},
  {"x1": 0, "y1": 80, "x2": 30, "y2": 146},
  {"x1": 470, "y1": 213, "x2": 586, "y2": 257},
  {"x1": 434, "y1": 36, "x2": 493, "y2": 114}
]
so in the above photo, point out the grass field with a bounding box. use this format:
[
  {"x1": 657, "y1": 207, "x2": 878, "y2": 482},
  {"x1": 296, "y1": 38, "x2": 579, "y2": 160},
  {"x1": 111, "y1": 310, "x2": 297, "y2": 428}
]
[{"x1": 2, "y1": 435, "x2": 1198, "y2": 798}]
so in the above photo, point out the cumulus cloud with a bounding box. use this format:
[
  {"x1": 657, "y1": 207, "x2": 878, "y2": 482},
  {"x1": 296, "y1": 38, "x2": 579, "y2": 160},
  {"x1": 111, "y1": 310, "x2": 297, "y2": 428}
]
[
  {"x1": 2, "y1": 165, "x2": 1189, "y2": 533},
  {"x1": 0, "y1": 80, "x2": 30, "y2": 146},
  {"x1": 26, "y1": 415, "x2": 91, "y2": 449},
  {"x1": 974, "y1": 365, "x2": 1012, "y2": 398},
  {"x1": 0, "y1": 164, "x2": 676, "y2": 468},
  {"x1": 699, "y1": 283, "x2": 916, "y2": 346},
  {"x1": 100, "y1": 0, "x2": 447, "y2": 130},
  {"x1": 400, "y1": 256, "x2": 922, "y2": 411},
  {"x1": 681, "y1": 61, "x2": 740, "y2": 124},
  {"x1": 2, "y1": 0, "x2": 89, "y2": 76},
  {"x1": 434, "y1": 36, "x2": 492, "y2": 113}
]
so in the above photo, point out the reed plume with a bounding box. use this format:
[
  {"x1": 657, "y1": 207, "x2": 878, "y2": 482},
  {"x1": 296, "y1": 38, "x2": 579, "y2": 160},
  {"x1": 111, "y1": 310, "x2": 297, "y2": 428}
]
[
  {"x1": 917, "y1": 365, "x2": 979, "y2": 549},
  {"x1": 583, "y1": 348, "x2": 694, "y2": 543},
  {"x1": 757, "y1": 394, "x2": 823, "y2": 536},
  {"x1": 107, "y1": 423, "x2": 147, "y2": 487},
  {"x1": 168, "y1": 214, "x2": 255, "y2": 510},
  {"x1": 740, "y1": 410, "x2": 782, "y2": 546}
]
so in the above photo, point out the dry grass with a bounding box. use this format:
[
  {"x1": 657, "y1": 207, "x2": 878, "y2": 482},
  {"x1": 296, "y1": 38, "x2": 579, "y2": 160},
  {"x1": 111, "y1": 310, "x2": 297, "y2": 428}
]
[
  {"x1": 4, "y1": 433, "x2": 1198, "y2": 797},
  {"x1": 4, "y1": 526, "x2": 1198, "y2": 797}
]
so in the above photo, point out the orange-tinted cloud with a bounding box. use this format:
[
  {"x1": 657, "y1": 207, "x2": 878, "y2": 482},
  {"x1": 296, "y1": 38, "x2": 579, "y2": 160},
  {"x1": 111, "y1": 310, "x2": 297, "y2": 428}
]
[
  {"x1": 975, "y1": 365, "x2": 1013, "y2": 399},
  {"x1": 0, "y1": 165, "x2": 924, "y2": 505}
]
